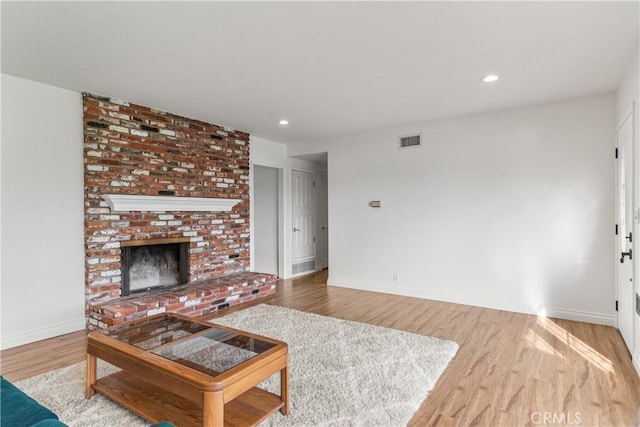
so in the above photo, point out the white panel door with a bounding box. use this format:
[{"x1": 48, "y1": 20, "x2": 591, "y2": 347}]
[
  {"x1": 617, "y1": 111, "x2": 634, "y2": 352},
  {"x1": 292, "y1": 170, "x2": 316, "y2": 261}
]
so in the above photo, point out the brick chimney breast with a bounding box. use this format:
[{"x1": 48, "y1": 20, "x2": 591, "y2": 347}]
[{"x1": 83, "y1": 93, "x2": 251, "y2": 318}]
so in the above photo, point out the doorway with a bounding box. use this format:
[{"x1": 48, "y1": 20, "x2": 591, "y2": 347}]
[
  {"x1": 254, "y1": 165, "x2": 280, "y2": 276},
  {"x1": 289, "y1": 152, "x2": 328, "y2": 277}
]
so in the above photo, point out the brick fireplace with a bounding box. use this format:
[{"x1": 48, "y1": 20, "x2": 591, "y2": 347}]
[{"x1": 83, "y1": 93, "x2": 275, "y2": 329}]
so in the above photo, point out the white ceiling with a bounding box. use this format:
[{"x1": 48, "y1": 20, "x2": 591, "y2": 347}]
[{"x1": 2, "y1": 1, "x2": 638, "y2": 145}]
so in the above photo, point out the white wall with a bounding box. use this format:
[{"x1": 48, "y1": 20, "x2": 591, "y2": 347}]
[
  {"x1": 1, "y1": 74, "x2": 85, "y2": 349},
  {"x1": 616, "y1": 52, "x2": 640, "y2": 374},
  {"x1": 316, "y1": 93, "x2": 616, "y2": 325},
  {"x1": 251, "y1": 136, "x2": 288, "y2": 169}
]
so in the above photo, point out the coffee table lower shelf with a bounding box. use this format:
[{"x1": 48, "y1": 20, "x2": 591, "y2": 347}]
[{"x1": 93, "y1": 371, "x2": 285, "y2": 427}]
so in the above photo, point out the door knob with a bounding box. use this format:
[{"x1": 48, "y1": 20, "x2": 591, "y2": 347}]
[
  {"x1": 321, "y1": 226, "x2": 327, "y2": 230},
  {"x1": 293, "y1": 228, "x2": 300, "y2": 232},
  {"x1": 620, "y1": 249, "x2": 632, "y2": 263}
]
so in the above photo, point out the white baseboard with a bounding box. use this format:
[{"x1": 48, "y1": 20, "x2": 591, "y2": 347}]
[
  {"x1": 542, "y1": 307, "x2": 617, "y2": 326},
  {"x1": 289, "y1": 267, "x2": 324, "y2": 280},
  {"x1": 0, "y1": 317, "x2": 86, "y2": 350},
  {"x1": 327, "y1": 276, "x2": 616, "y2": 327},
  {"x1": 634, "y1": 351, "x2": 640, "y2": 377}
]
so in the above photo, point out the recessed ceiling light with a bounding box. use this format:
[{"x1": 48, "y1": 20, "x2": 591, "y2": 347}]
[
  {"x1": 483, "y1": 74, "x2": 499, "y2": 83},
  {"x1": 278, "y1": 119, "x2": 289, "y2": 125}
]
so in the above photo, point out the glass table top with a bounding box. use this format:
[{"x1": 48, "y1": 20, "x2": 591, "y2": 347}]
[{"x1": 100, "y1": 314, "x2": 276, "y2": 376}]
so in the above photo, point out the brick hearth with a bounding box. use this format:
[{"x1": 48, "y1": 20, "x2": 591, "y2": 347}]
[{"x1": 88, "y1": 272, "x2": 276, "y2": 330}]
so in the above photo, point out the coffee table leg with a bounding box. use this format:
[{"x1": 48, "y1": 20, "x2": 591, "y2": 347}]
[
  {"x1": 203, "y1": 391, "x2": 224, "y2": 427},
  {"x1": 280, "y1": 366, "x2": 289, "y2": 415},
  {"x1": 85, "y1": 353, "x2": 96, "y2": 399}
]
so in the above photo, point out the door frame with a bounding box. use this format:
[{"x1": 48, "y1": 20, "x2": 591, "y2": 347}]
[{"x1": 615, "y1": 102, "x2": 637, "y2": 355}]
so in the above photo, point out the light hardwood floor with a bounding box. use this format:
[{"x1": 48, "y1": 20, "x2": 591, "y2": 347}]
[{"x1": 2, "y1": 270, "x2": 639, "y2": 426}]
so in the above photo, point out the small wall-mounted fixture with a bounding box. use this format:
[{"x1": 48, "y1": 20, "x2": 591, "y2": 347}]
[
  {"x1": 369, "y1": 201, "x2": 381, "y2": 208},
  {"x1": 398, "y1": 134, "x2": 421, "y2": 149}
]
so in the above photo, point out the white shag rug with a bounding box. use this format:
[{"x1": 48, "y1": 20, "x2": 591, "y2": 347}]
[{"x1": 16, "y1": 304, "x2": 458, "y2": 427}]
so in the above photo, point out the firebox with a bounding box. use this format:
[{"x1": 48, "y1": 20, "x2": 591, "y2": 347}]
[{"x1": 121, "y1": 237, "x2": 189, "y2": 296}]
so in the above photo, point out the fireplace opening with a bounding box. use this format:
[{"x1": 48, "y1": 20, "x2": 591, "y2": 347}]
[{"x1": 121, "y1": 237, "x2": 189, "y2": 296}]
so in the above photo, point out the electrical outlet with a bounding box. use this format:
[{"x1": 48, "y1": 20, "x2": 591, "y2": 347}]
[{"x1": 392, "y1": 272, "x2": 400, "y2": 283}]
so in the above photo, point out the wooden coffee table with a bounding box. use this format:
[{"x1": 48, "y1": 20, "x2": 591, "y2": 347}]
[{"x1": 86, "y1": 312, "x2": 288, "y2": 427}]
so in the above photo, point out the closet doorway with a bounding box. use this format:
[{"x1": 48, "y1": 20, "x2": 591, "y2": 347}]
[{"x1": 254, "y1": 165, "x2": 281, "y2": 276}]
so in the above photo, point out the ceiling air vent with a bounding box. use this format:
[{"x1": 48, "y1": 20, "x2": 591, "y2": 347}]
[{"x1": 398, "y1": 134, "x2": 421, "y2": 149}]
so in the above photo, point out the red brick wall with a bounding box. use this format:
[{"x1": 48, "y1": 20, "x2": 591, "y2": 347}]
[{"x1": 83, "y1": 93, "x2": 250, "y2": 308}]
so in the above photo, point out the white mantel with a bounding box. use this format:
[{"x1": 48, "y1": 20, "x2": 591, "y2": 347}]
[{"x1": 102, "y1": 194, "x2": 241, "y2": 212}]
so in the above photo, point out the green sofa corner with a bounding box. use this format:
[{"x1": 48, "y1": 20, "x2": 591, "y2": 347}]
[
  {"x1": 1, "y1": 376, "x2": 175, "y2": 427},
  {"x1": 0, "y1": 376, "x2": 66, "y2": 427}
]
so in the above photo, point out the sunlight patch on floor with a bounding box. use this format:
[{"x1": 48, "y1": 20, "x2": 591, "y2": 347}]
[
  {"x1": 537, "y1": 317, "x2": 614, "y2": 374},
  {"x1": 523, "y1": 327, "x2": 566, "y2": 360}
]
